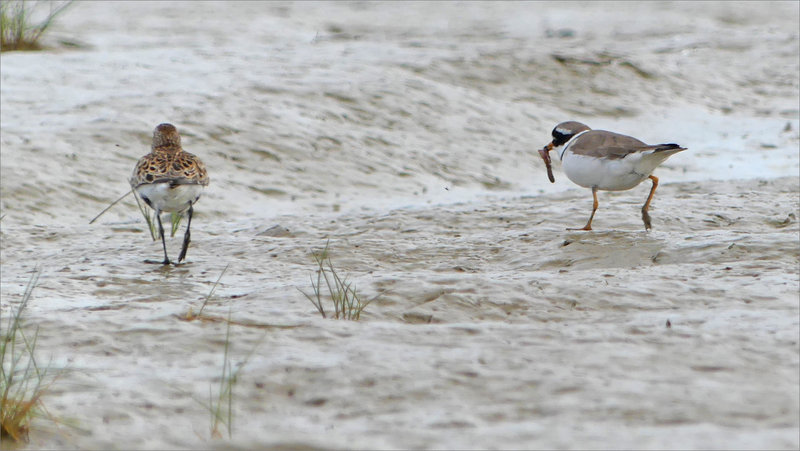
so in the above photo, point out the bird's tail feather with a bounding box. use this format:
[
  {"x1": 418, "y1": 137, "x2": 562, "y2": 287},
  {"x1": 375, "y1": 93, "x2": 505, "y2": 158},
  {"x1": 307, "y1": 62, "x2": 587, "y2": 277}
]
[{"x1": 652, "y1": 143, "x2": 686, "y2": 152}]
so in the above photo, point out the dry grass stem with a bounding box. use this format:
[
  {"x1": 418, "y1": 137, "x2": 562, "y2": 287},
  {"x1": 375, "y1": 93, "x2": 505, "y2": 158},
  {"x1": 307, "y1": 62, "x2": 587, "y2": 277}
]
[
  {"x1": 190, "y1": 305, "x2": 262, "y2": 440},
  {"x1": 88, "y1": 189, "x2": 132, "y2": 225},
  {"x1": 180, "y1": 264, "x2": 230, "y2": 322}
]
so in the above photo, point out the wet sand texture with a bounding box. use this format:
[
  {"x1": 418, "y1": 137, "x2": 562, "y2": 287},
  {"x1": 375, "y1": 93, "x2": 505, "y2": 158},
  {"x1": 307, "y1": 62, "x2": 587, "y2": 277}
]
[{"x1": 1, "y1": 2, "x2": 798, "y2": 450}]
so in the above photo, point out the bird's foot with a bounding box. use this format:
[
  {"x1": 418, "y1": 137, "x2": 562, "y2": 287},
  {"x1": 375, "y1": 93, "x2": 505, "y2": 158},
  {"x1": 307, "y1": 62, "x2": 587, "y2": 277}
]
[
  {"x1": 177, "y1": 243, "x2": 189, "y2": 263},
  {"x1": 567, "y1": 223, "x2": 593, "y2": 231}
]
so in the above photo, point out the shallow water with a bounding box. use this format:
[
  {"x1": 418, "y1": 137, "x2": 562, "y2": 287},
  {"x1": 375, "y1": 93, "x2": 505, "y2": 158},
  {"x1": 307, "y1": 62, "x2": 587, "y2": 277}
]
[{"x1": 1, "y1": 2, "x2": 798, "y2": 449}]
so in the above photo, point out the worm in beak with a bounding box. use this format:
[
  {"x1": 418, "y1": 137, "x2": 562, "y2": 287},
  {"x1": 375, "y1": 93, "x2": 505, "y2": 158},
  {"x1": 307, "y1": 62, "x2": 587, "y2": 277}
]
[{"x1": 539, "y1": 143, "x2": 555, "y2": 183}]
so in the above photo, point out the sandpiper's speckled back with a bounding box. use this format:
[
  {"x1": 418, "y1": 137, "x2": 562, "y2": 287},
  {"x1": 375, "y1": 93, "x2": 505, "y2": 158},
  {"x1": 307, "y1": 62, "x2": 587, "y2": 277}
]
[{"x1": 130, "y1": 123, "x2": 209, "y2": 188}]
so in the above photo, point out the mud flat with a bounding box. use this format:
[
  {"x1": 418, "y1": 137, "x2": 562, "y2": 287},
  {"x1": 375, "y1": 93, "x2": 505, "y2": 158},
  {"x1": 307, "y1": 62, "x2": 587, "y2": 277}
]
[{"x1": 1, "y1": 2, "x2": 798, "y2": 449}]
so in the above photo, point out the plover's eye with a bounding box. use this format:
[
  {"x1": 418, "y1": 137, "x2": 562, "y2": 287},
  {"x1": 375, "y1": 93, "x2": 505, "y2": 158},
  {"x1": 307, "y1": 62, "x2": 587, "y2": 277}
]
[{"x1": 552, "y1": 129, "x2": 571, "y2": 147}]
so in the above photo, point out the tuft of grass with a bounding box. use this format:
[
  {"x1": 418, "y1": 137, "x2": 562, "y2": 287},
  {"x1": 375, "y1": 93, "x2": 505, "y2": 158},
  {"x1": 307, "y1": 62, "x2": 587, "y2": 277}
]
[
  {"x1": 0, "y1": 0, "x2": 73, "y2": 52},
  {"x1": 299, "y1": 240, "x2": 379, "y2": 320},
  {"x1": 0, "y1": 268, "x2": 58, "y2": 443}
]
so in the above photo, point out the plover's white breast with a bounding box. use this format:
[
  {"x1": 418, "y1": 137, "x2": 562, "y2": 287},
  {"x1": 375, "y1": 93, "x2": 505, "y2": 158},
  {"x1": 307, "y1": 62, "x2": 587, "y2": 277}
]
[
  {"x1": 561, "y1": 152, "x2": 650, "y2": 191},
  {"x1": 559, "y1": 131, "x2": 681, "y2": 191},
  {"x1": 135, "y1": 183, "x2": 204, "y2": 213}
]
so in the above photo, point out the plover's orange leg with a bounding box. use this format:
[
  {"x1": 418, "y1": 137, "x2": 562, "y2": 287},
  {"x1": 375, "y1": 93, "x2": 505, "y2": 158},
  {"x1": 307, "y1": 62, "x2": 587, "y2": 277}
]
[
  {"x1": 177, "y1": 205, "x2": 193, "y2": 263},
  {"x1": 568, "y1": 187, "x2": 598, "y2": 231},
  {"x1": 641, "y1": 175, "x2": 658, "y2": 231}
]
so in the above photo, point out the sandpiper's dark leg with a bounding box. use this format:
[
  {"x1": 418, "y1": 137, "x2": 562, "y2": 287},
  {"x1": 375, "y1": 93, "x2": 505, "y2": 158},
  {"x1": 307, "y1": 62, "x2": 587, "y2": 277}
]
[
  {"x1": 569, "y1": 187, "x2": 598, "y2": 231},
  {"x1": 641, "y1": 175, "x2": 658, "y2": 231},
  {"x1": 156, "y1": 211, "x2": 170, "y2": 265},
  {"x1": 177, "y1": 205, "x2": 193, "y2": 263}
]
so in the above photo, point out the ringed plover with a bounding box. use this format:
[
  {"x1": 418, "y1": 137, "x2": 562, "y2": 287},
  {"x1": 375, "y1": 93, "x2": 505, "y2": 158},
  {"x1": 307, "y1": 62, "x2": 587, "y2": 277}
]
[{"x1": 540, "y1": 121, "x2": 686, "y2": 230}]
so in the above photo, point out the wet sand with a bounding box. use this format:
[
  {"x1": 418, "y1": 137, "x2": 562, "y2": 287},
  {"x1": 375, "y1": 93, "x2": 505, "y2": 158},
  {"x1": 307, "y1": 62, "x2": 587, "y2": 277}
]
[{"x1": 1, "y1": 2, "x2": 798, "y2": 449}]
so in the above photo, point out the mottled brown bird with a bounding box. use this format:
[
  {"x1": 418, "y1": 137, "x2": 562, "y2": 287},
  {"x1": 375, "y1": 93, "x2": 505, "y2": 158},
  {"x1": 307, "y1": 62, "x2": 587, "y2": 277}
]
[{"x1": 130, "y1": 123, "x2": 209, "y2": 264}]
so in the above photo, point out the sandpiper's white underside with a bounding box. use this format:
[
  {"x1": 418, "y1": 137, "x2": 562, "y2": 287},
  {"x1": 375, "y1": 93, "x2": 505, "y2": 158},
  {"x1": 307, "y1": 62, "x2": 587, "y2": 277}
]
[{"x1": 135, "y1": 183, "x2": 203, "y2": 213}]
